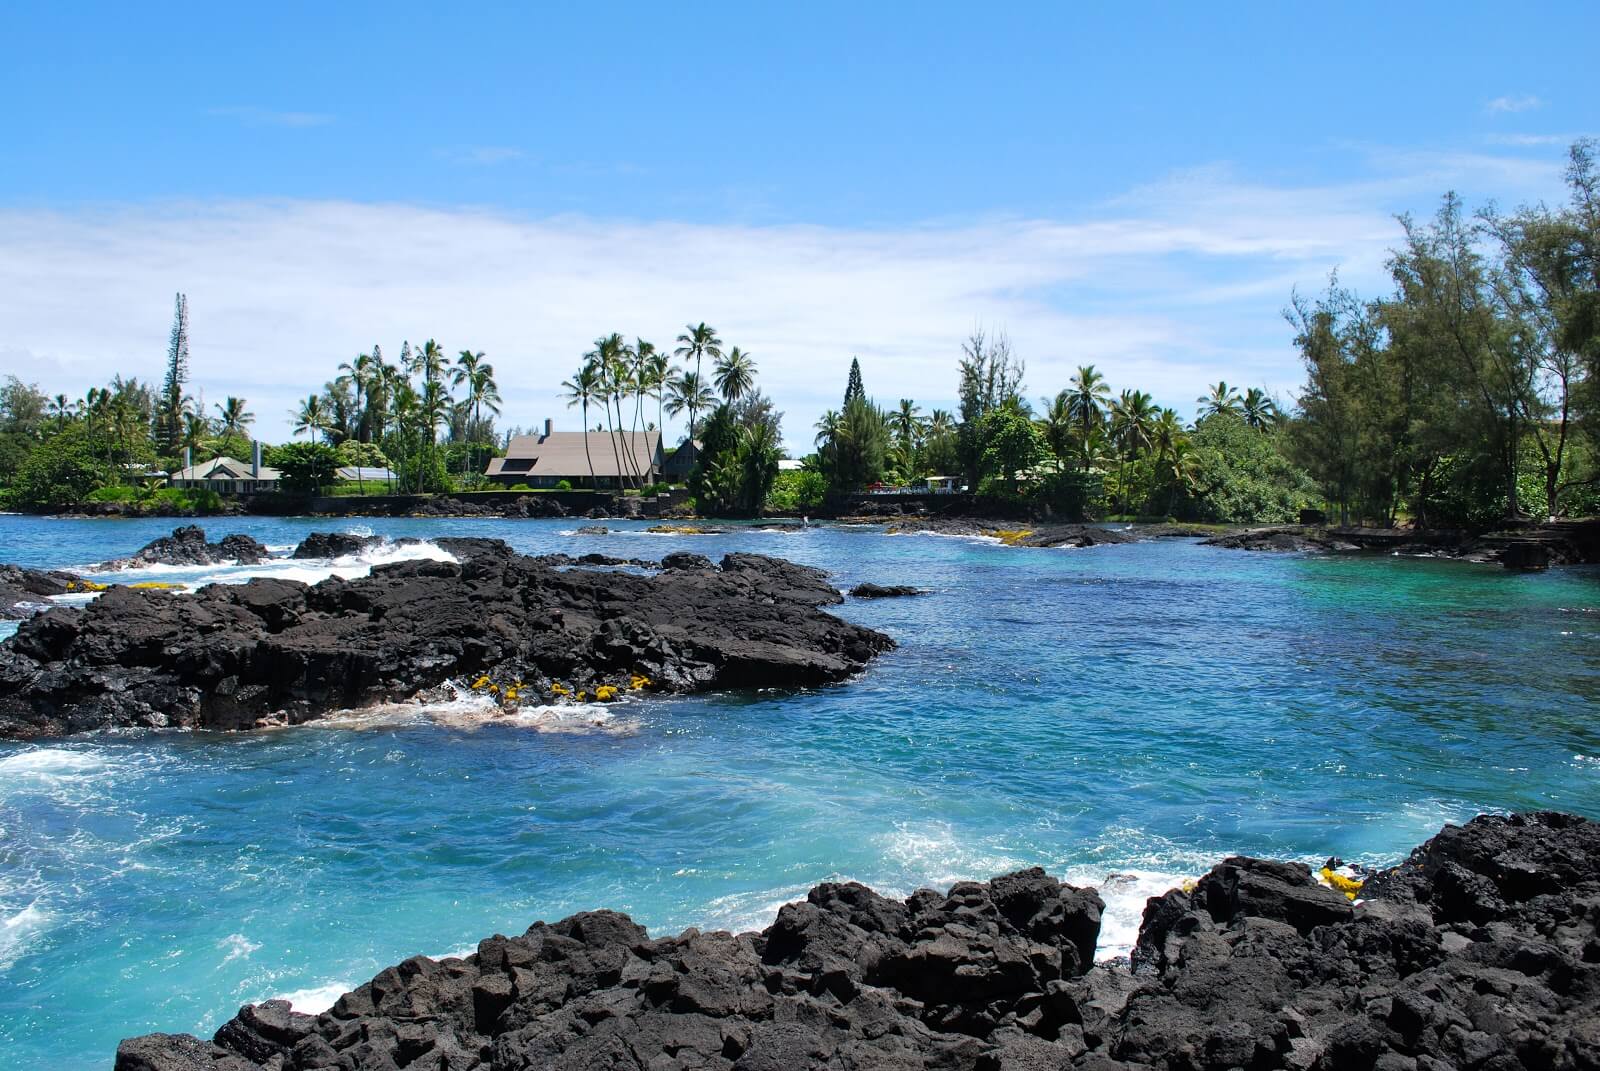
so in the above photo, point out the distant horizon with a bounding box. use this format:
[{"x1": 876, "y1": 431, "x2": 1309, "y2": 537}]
[{"x1": 2, "y1": 2, "x2": 1594, "y2": 451}]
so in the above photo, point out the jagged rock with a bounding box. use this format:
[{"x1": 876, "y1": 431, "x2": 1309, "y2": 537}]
[
  {"x1": 0, "y1": 539, "x2": 893, "y2": 738},
  {"x1": 290, "y1": 532, "x2": 386, "y2": 559},
  {"x1": 849, "y1": 583, "x2": 929, "y2": 599},
  {"x1": 99, "y1": 526, "x2": 271, "y2": 569},
  {"x1": 0, "y1": 563, "x2": 81, "y2": 619},
  {"x1": 115, "y1": 812, "x2": 1600, "y2": 1070}
]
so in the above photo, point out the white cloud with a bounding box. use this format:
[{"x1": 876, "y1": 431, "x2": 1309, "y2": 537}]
[
  {"x1": 207, "y1": 106, "x2": 334, "y2": 128},
  {"x1": 0, "y1": 148, "x2": 1571, "y2": 451},
  {"x1": 1485, "y1": 94, "x2": 1544, "y2": 115},
  {"x1": 1485, "y1": 132, "x2": 1589, "y2": 147}
]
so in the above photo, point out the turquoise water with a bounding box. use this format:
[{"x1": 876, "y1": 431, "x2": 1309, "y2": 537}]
[{"x1": 1, "y1": 514, "x2": 1598, "y2": 1070}]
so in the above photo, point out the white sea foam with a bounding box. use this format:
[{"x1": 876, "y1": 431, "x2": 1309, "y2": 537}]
[
  {"x1": 316, "y1": 691, "x2": 641, "y2": 737},
  {"x1": 0, "y1": 747, "x2": 112, "y2": 779},
  {"x1": 78, "y1": 538, "x2": 458, "y2": 596},
  {"x1": 275, "y1": 981, "x2": 352, "y2": 1014},
  {"x1": 0, "y1": 902, "x2": 51, "y2": 970},
  {"x1": 219, "y1": 933, "x2": 261, "y2": 964},
  {"x1": 1060, "y1": 867, "x2": 1196, "y2": 961}
]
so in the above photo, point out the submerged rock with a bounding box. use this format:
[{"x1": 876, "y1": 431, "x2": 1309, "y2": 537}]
[
  {"x1": 98, "y1": 525, "x2": 271, "y2": 569},
  {"x1": 848, "y1": 583, "x2": 929, "y2": 598},
  {"x1": 114, "y1": 812, "x2": 1600, "y2": 1070},
  {"x1": 0, "y1": 539, "x2": 893, "y2": 738}
]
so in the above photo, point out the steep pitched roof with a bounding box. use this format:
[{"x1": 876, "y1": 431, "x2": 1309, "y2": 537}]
[{"x1": 486, "y1": 430, "x2": 661, "y2": 478}]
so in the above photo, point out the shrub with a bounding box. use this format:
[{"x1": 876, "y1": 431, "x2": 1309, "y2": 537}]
[
  {"x1": 765, "y1": 469, "x2": 827, "y2": 512},
  {"x1": 86, "y1": 485, "x2": 142, "y2": 503},
  {"x1": 640, "y1": 482, "x2": 671, "y2": 497},
  {"x1": 510, "y1": 482, "x2": 533, "y2": 491},
  {"x1": 556, "y1": 479, "x2": 572, "y2": 491},
  {"x1": 5, "y1": 430, "x2": 103, "y2": 510}
]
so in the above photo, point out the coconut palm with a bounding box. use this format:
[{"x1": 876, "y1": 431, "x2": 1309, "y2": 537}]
[
  {"x1": 665, "y1": 371, "x2": 715, "y2": 439},
  {"x1": 585, "y1": 334, "x2": 632, "y2": 487},
  {"x1": 713, "y1": 347, "x2": 757, "y2": 404},
  {"x1": 1164, "y1": 438, "x2": 1202, "y2": 514},
  {"x1": 47, "y1": 393, "x2": 74, "y2": 432},
  {"x1": 1066, "y1": 365, "x2": 1111, "y2": 442},
  {"x1": 419, "y1": 380, "x2": 453, "y2": 451},
  {"x1": 215, "y1": 396, "x2": 253, "y2": 438},
  {"x1": 893, "y1": 399, "x2": 923, "y2": 452},
  {"x1": 1241, "y1": 387, "x2": 1278, "y2": 431},
  {"x1": 1108, "y1": 389, "x2": 1156, "y2": 514},
  {"x1": 180, "y1": 411, "x2": 209, "y2": 455},
  {"x1": 1197, "y1": 381, "x2": 1244, "y2": 421},
  {"x1": 292, "y1": 395, "x2": 330, "y2": 442},
  {"x1": 561, "y1": 362, "x2": 602, "y2": 490},
  {"x1": 673, "y1": 323, "x2": 723, "y2": 437},
  {"x1": 1038, "y1": 391, "x2": 1074, "y2": 472},
  {"x1": 410, "y1": 339, "x2": 448, "y2": 388}
]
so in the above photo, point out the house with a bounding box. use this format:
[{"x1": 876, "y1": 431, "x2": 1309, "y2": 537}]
[
  {"x1": 168, "y1": 443, "x2": 280, "y2": 493},
  {"x1": 777, "y1": 458, "x2": 805, "y2": 472},
  {"x1": 925, "y1": 475, "x2": 961, "y2": 494},
  {"x1": 485, "y1": 419, "x2": 663, "y2": 489},
  {"x1": 336, "y1": 465, "x2": 397, "y2": 488},
  {"x1": 660, "y1": 440, "x2": 702, "y2": 483}
]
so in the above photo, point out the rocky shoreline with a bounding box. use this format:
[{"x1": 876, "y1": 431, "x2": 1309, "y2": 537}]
[
  {"x1": 115, "y1": 811, "x2": 1600, "y2": 1070},
  {"x1": 0, "y1": 534, "x2": 894, "y2": 738}
]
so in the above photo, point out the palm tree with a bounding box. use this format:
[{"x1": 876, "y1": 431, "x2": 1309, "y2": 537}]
[
  {"x1": 1164, "y1": 438, "x2": 1202, "y2": 515},
  {"x1": 561, "y1": 362, "x2": 602, "y2": 490},
  {"x1": 585, "y1": 334, "x2": 630, "y2": 488},
  {"x1": 893, "y1": 399, "x2": 922, "y2": 452},
  {"x1": 713, "y1": 347, "x2": 757, "y2": 404},
  {"x1": 215, "y1": 396, "x2": 253, "y2": 438},
  {"x1": 47, "y1": 393, "x2": 73, "y2": 432},
  {"x1": 1038, "y1": 391, "x2": 1074, "y2": 472},
  {"x1": 673, "y1": 322, "x2": 723, "y2": 438},
  {"x1": 1197, "y1": 381, "x2": 1244, "y2": 421},
  {"x1": 1108, "y1": 389, "x2": 1156, "y2": 514},
  {"x1": 180, "y1": 411, "x2": 209, "y2": 455},
  {"x1": 1241, "y1": 387, "x2": 1278, "y2": 431},
  {"x1": 410, "y1": 339, "x2": 448, "y2": 388},
  {"x1": 1066, "y1": 365, "x2": 1111, "y2": 443},
  {"x1": 292, "y1": 395, "x2": 330, "y2": 441},
  {"x1": 644, "y1": 349, "x2": 674, "y2": 443},
  {"x1": 419, "y1": 380, "x2": 453, "y2": 452},
  {"x1": 665, "y1": 371, "x2": 715, "y2": 439}
]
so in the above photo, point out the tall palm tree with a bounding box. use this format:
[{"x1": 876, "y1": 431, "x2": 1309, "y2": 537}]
[
  {"x1": 665, "y1": 371, "x2": 715, "y2": 439},
  {"x1": 47, "y1": 393, "x2": 73, "y2": 432},
  {"x1": 1109, "y1": 389, "x2": 1155, "y2": 514},
  {"x1": 410, "y1": 339, "x2": 448, "y2": 388},
  {"x1": 215, "y1": 396, "x2": 253, "y2": 438},
  {"x1": 1164, "y1": 438, "x2": 1202, "y2": 515},
  {"x1": 419, "y1": 380, "x2": 453, "y2": 451},
  {"x1": 1241, "y1": 387, "x2": 1278, "y2": 431},
  {"x1": 1197, "y1": 381, "x2": 1244, "y2": 421},
  {"x1": 561, "y1": 362, "x2": 602, "y2": 490},
  {"x1": 673, "y1": 323, "x2": 723, "y2": 438},
  {"x1": 893, "y1": 399, "x2": 922, "y2": 452},
  {"x1": 292, "y1": 395, "x2": 330, "y2": 442},
  {"x1": 585, "y1": 334, "x2": 630, "y2": 488},
  {"x1": 1066, "y1": 365, "x2": 1111, "y2": 442},
  {"x1": 180, "y1": 411, "x2": 209, "y2": 455},
  {"x1": 713, "y1": 347, "x2": 757, "y2": 404},
  {"x1": 644, "y1": 349, "x2": 674, "y2": 441}
]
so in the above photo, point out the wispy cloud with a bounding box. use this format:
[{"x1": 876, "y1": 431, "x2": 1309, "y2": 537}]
[
  {"x1": 1485, "y1": 94, "x2": 1544, "y2": 115},
  {"x1": 207, "y1": 106, "x2": 335, "y2": 128},
  {"x1": 0, "y1": 148, "x2": 1570, "y2": 448},
  {"x1": 437, "y1": 146, "x2": 526, "y2": 166},
  {"x1": 1485, "y1": 132, "x2": 1587, "y2": 147}
]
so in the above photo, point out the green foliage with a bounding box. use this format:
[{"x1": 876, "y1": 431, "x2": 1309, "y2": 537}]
[
  {"x1": 815, "y1": 397, "x2": 889, "y2": 493},
  {"x1": 690, "y1": 404, "x2": 780, "y2": 514},
  {"x1": 510, "y1": 482, "x2": 533, "y2": 491},
  {"x1": 4, "y1": 428, "x2": 104, "y2": 509},
  {"x1": 272, "y1": 441, "x2": 342, "y2": 494},
  {"x1": 85, "y1": 485, "x2": 141, "y2": 502},
  {"x1": 556, "y1": 479, "x2": 573, "y2": 490},
  {"x1": 640, "y1": 482, "x2": 671, "y2": 497},
  {"x1": 1184, "y1": 413, "x2": 1312, "y2": 523},
  {"x1": 336, "y1": 439, "x2": 390, "y2": 467},
  {"x1": 765, "y1": 469, "x2": 828, "y2": 513},
  {"x1": 978, "y1": 404, "x2": 1044, "y2": 493}
]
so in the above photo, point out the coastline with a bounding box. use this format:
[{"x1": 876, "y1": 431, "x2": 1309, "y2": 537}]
[{"x1": 116, "y1": 811, "x2": 1600, "y2": 1071}]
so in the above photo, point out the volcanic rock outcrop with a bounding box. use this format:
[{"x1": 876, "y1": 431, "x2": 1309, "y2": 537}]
[
  {"x1": 0, "y1": 564, "x2": 83, "y2": 619},
  {"x1": 0, "y1": 538, "x2": 893, "y2": 738},
  {"x1": 115, "y1": 812, "x2": 1600, "y2": 1070},
  {"x1": 98, "y1": 525, "x2": 272, "y2": 569}
]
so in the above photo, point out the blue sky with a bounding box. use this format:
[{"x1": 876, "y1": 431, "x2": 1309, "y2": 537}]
[{"x1": 2, "y1": 2, "x2": 1596, "y2": 446}]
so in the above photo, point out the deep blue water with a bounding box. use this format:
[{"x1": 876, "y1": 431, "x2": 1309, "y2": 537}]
[{"x1": 1, "y1": 514, "x2": 1598, "y2": 1070}]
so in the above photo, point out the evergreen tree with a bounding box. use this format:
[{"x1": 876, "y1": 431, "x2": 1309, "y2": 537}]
[
  {"x1": 159, "y1": 293, "x2": 189, "y2": 454},
  {"x1": 844, "y1": 357, "x2": 864, "y2": 406}
]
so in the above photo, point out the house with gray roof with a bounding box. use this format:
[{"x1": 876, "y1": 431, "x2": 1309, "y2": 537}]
[
  {"x1": 168, "y1": 446, "x2": 280, "y2": 494},
  {"x1": 485, "y1": 420, "x2": 662, "y2": 489}
]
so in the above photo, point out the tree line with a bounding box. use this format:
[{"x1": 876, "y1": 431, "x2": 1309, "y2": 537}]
[{"x1": 1287, "y1": 140, "x2": 1599, "y2": 526}]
